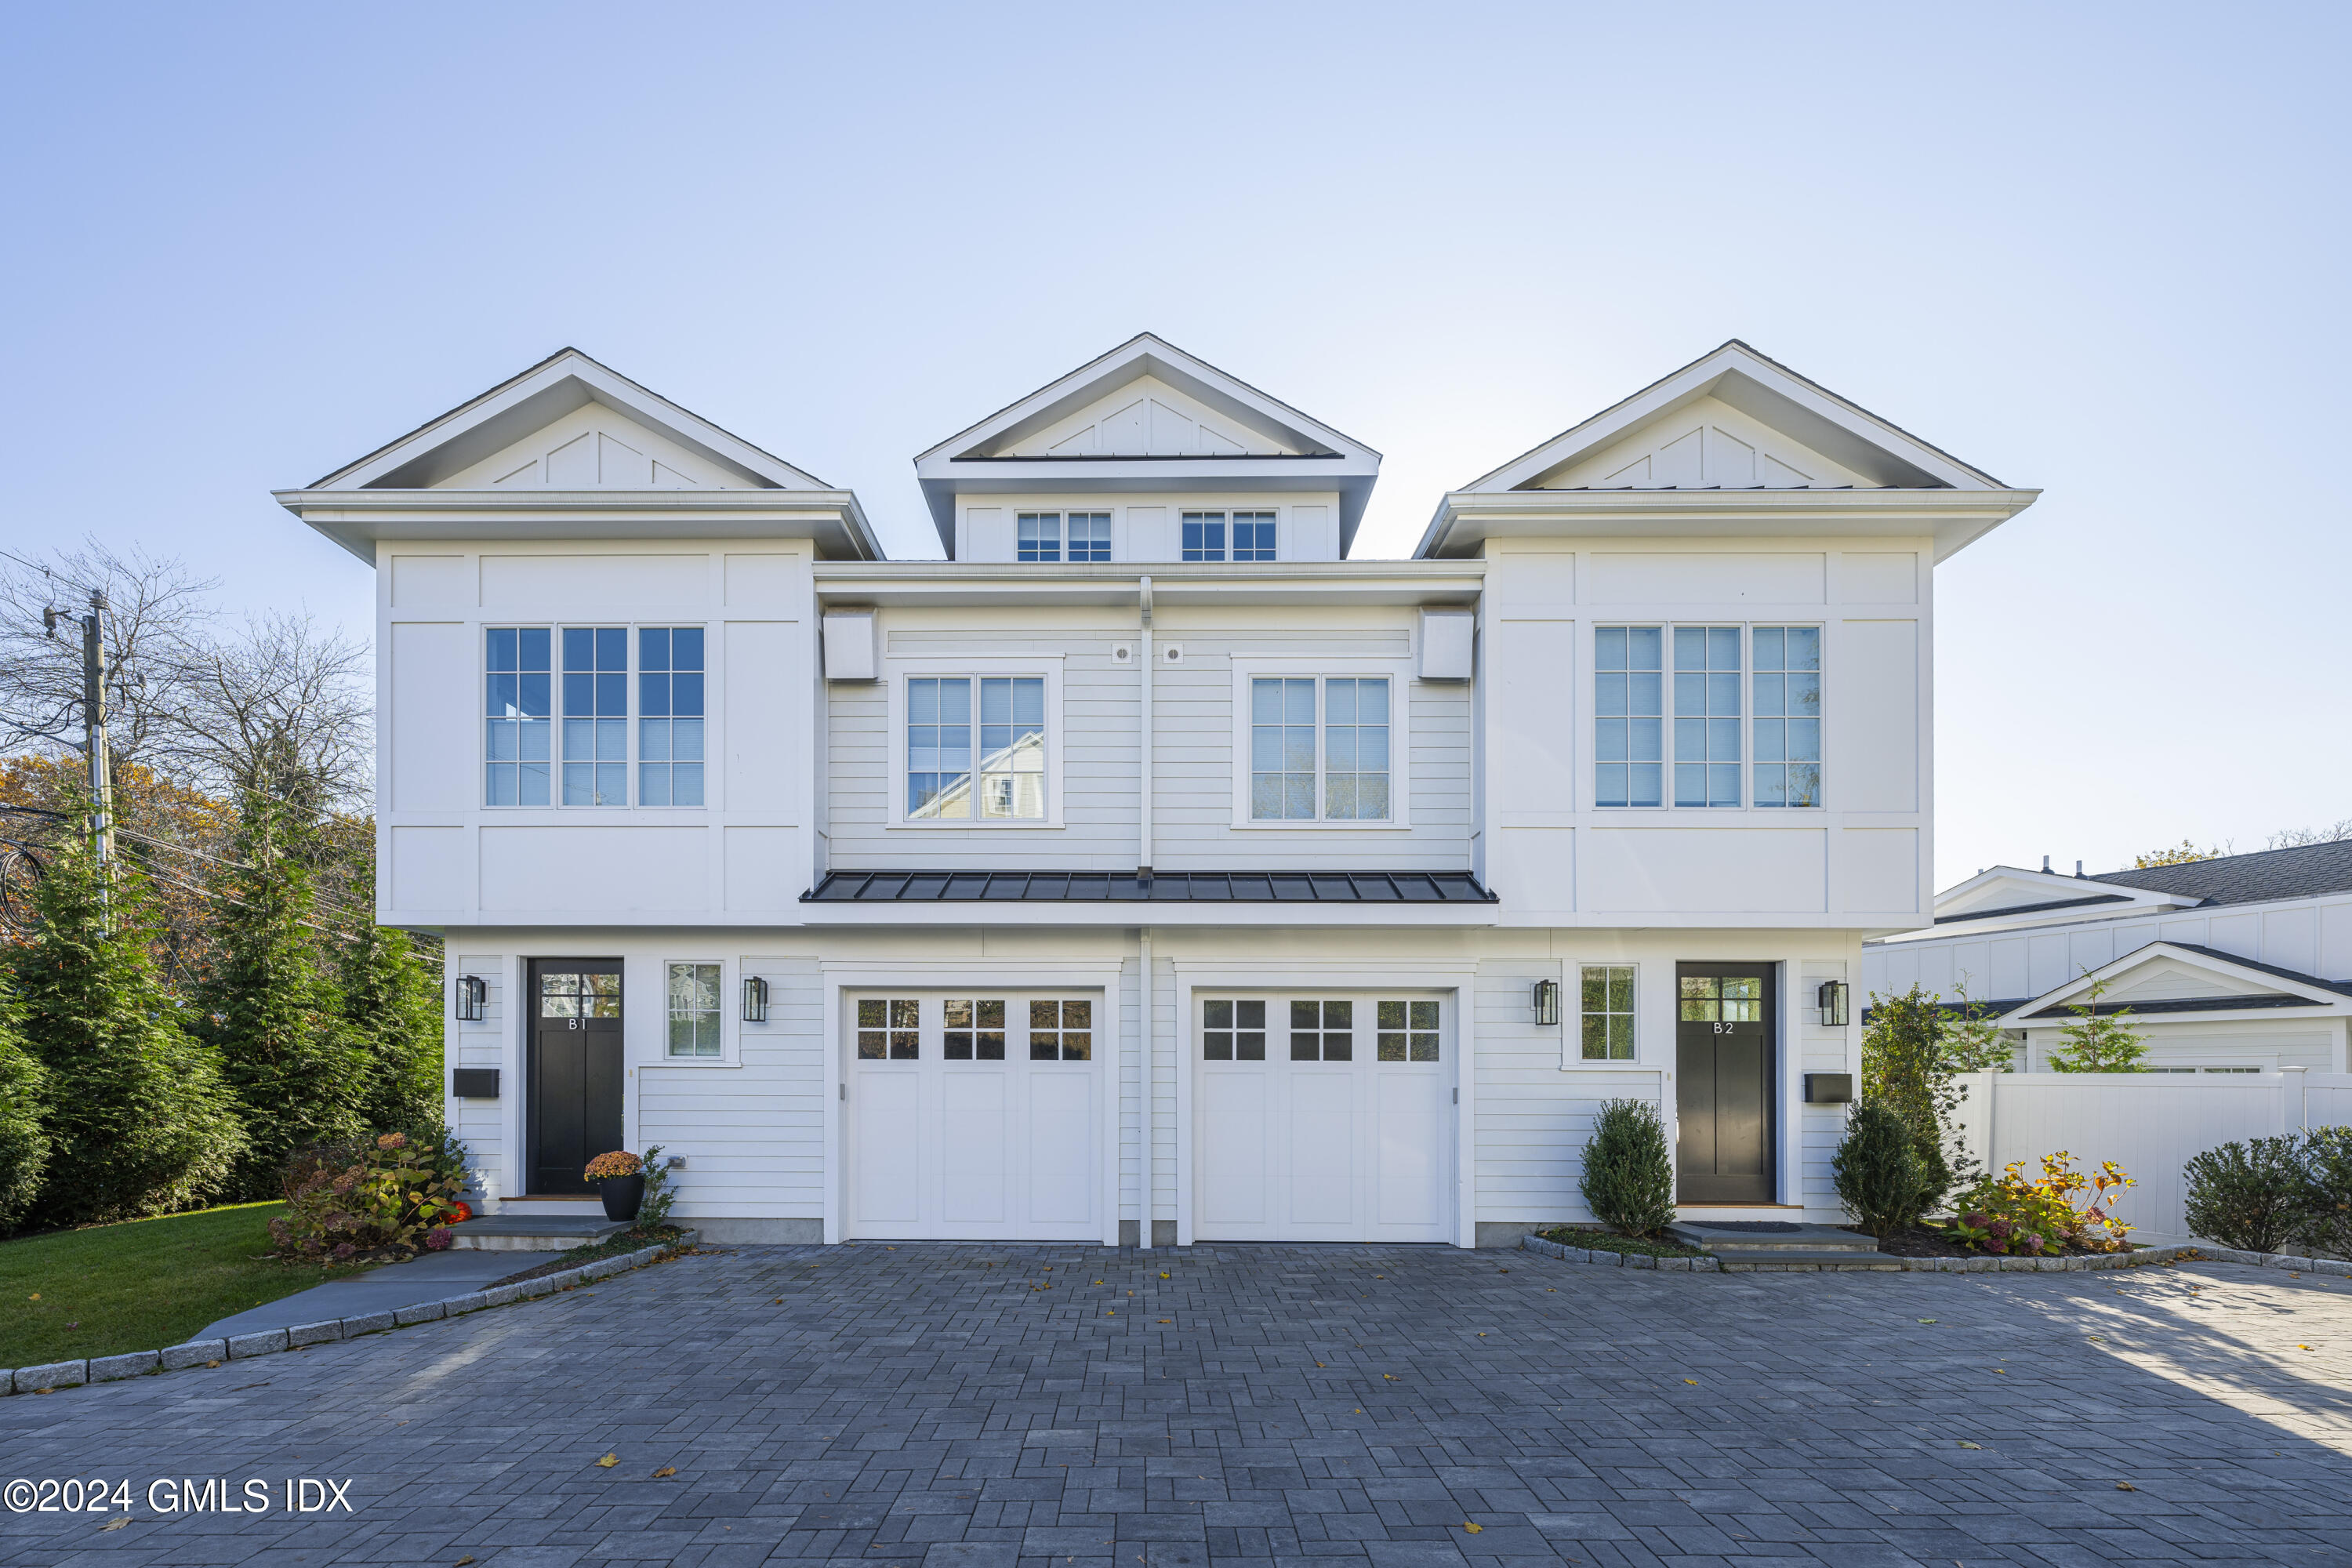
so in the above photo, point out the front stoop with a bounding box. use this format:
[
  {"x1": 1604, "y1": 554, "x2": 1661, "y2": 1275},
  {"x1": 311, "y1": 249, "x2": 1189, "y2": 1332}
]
[
  {"x1": 448, "y1": 1215, "x2": 630, "y2": 1252},
  {"x1": 1668, "y1": 1221, "x2": 1901, "y2": 1272}
]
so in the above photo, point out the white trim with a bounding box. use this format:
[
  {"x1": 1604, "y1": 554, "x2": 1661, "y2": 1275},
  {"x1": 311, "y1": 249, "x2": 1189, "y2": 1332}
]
[
  {"x1": 1994, "y1": 940, "x2": 2352, "y2": 1029},
  {"x1": 644, "y1": 956, "x2": 736, "y2": 1068},
  {"x1": 1586, "y1": 620, "x2": 1828, "y2": 815},
  {"x1": 478, "y1": 619, "x2": 713, "y2": 814},
  {"x1": 1563, "y1": 959, "x2": 1641, "y2": 1069},
  {"x1": 884, "y1": 658, "x2": 1067, "y2": 830},
  {"x1": 1226, "y1": 656, "x2": 1415, "y2": 830}
]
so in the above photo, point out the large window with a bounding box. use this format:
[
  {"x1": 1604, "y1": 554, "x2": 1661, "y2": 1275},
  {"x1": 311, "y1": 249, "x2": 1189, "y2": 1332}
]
[
  {"x1": 666, "y1": 962, "x2": 721, "y2": 1058},
  {"x1": 637, "y1": 627, "x2": 705, "y2": 807},
  {"x1": 1579, "y1": 966, "x2": 1635, "y2": 1061},
  {"x1": 1248, "y1": 676, "x2": 1391, "y2": 822},
  {"x1": 485, "y1": 627, "x2": 551, "y2": 805},
  {"x1": 906, "y1": 675, "x2": 1047, "y2": 821},
  {"x1": 562, "y1": 627, "x2": 629, "y2": 807},
  {"x1": 1597, "y1": 625, "x2": 1822, "y2": 810},
  {"x1": 1751, "y1": 626, "x2": 1821, "y2": 808}
]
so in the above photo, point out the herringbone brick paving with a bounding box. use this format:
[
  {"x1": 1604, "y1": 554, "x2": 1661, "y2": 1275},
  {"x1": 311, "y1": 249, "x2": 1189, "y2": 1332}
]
[{"x1": 2, "y1": 1244, "x2": 2349, "y2": 1566}]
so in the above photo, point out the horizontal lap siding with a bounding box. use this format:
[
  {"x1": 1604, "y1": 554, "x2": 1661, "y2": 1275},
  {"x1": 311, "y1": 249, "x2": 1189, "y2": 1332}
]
[
  {"x1": 639, "y1": 957, "x2": 822, "y2": 1218},
  {"x1": 1472, "y1": 963, "x2": 1661, "y2": 1224}
]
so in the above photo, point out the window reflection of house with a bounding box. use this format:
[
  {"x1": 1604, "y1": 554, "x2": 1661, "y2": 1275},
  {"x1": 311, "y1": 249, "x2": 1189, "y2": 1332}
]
[{"x1": 911, "y1": 728, "x2": 1046, "y2": 821}]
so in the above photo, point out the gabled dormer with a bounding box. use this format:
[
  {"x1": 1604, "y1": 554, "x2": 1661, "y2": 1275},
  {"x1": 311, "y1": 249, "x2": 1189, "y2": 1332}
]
[
  {"x1": 278, "y1": 347, "x2": 880, "y2": 561},
  {"x1": 1418, "y1": 339, "x2": 2037, "y2": 561},
  {"x1": 913, "y1": 333, "x2": 1381, "y2": 561}
]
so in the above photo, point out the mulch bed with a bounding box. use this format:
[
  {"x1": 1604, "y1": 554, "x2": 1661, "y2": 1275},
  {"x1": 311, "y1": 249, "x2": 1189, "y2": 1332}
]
[{"x1": 1842, "y1": 1225, "x2": 2144, "y2": 1260}]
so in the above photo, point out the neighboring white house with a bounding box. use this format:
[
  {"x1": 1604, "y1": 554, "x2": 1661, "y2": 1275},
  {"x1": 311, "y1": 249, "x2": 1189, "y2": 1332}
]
[
  {"x1": 279, "y1": 334, "x2": 2037, "y2": 1245},
  {"x1": 1863, "y1": 845, "x2": 2352, "y2": 1074}
]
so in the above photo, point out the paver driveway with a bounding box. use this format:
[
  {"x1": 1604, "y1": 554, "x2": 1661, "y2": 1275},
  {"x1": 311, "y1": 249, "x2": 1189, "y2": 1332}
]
[{"x1": 3, "y1": 1243, "x2": 2350, "y2": 1566}]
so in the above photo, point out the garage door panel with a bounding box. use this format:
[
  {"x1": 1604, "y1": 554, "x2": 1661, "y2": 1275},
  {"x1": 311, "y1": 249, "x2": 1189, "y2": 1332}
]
[
  {"x1": 1200, "y1": 1069, "x2": 1271, "y2": 1226},
  {"x1": 941, "y1": 1070, "x2": 1010, "y2": 1225},
  {"x1": 852, "y1": 1072, "x2": 923, "y2": 1225},
  {"x1": 1375, "y1": 1073, "x2": 1446, "y2": 1229},
  {"x1": 1027, "y1": 1071, "x2": 1096, "y2": 1225},
  {"x1": 1288, "y1": 1072, "x2": 1357, "y2": 1226}
]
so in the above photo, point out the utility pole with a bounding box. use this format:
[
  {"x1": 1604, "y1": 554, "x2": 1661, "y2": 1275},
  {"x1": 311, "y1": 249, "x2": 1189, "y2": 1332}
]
[{"x1": 81, "y1": 590, "x2": 114, "y2": 897}]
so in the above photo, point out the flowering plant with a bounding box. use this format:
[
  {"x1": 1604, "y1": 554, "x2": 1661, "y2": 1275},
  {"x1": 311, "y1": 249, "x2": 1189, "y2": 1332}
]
[
  {"x1": 270, "y1": 1132, "x2": 472, "y2": 1261},
  {"x1": 1942, "y1": 1151, "x2": 2136, "y2": 1254},
  {"x1": 583, "y1": 1149, "x2": 643, "y2": 1181}
]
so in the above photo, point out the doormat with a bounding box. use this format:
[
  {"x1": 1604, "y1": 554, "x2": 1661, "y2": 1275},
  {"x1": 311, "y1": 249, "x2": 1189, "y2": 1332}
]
[{"x1": 1685, "y1": 1221, "x2": 1805, "y2": 1232}]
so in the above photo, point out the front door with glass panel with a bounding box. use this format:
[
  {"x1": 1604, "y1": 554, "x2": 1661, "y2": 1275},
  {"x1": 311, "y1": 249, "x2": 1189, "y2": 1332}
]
[
  {"x1": 844, "y1": 992, "x2": 1102, "y2": 1240},
  {"x1": 1674, "y1": 965, "x2": 1777, "y2": 1203},
  {"x1": 1193, "y1": 994, "x2": 1453, "y2": 1243},
  {"x1": 528, "y1": 960, "x2": 625, "y2": 1196}
]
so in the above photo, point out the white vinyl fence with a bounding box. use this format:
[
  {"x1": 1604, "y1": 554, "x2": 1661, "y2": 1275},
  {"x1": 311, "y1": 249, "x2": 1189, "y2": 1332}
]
[{"x1": 1948, "y1": 1069, "x2": 2352, "y2": 1247}]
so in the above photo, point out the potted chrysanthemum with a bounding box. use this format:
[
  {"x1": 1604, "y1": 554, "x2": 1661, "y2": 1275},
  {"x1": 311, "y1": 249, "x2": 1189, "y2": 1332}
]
[{"x1": 583, "y1": 1149, "x2": 645, "y2": 1221}]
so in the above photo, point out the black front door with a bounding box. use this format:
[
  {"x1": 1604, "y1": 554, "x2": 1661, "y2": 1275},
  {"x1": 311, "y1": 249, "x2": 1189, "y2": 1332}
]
[
  {"x1": 1675, "y1": 964, "x2": 1776, "y2": 1204},
  {"x1": 528, "y1": 960, "x2": 624, "y2": 1196}
]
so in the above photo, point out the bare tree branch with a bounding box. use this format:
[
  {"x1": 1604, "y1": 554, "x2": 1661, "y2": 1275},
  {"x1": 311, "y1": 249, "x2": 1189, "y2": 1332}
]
[
  {"x1": 0, "y1": 537, "x2": 218, "y2": 770},
  {"x1": 158, "y1": 611, "x2": 374, "y2": 818}
]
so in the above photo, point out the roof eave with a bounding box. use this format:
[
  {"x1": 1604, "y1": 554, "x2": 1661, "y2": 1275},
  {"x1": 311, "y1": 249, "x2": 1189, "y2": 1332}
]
[
  {"x1": 1415, "y1": 487, "x2": 2042, "y2": 560},
  {"x1": 277, "y1": 487, "x2": 884, "y2": 564}
]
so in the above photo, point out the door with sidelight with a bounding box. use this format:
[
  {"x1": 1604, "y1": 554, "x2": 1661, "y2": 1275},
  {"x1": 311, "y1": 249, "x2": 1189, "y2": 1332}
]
[{"x1": 1674, "y1": 965, "x2": 1777, "y2": 1203}]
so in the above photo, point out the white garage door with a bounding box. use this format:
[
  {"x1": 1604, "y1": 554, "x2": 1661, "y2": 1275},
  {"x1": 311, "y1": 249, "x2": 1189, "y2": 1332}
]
[
  {"x1": 1194, "y1": 993, "x2": 1454, "y2": 1243},
  {"x1": 845, "y1": 992, "x2": 1104, "y2": 1240}
]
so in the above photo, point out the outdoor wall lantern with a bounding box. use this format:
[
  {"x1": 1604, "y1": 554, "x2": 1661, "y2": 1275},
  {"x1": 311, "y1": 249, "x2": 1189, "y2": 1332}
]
[
  {"x1": 1531, "y1": 978, "x2": 1562, "y2": 1026},
  {"x1": 1817, "y1": 980, "x2": 1850, "y2": 1028},
  {"x1": 455, "y1": 974, "x2": 487, "y2": 1022},
  {"x1": 742, "y1": 974, "x2": 770, "y2": 1024}
]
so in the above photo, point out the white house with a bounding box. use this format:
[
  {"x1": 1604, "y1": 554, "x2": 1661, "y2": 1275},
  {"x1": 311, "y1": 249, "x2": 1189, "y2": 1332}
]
[
  {"x1": 279, "y1": 335, "x2": 2037, "y2": 1245},
  {"x1": 1863, "y1": 845, "x2": 2352, "y2": 1073}
]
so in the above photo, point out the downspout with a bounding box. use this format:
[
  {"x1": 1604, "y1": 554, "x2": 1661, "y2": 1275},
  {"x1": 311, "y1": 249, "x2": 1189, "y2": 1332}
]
[{"x1": 1137, "y1": 575, "x2": 1154, "y2": 1249}]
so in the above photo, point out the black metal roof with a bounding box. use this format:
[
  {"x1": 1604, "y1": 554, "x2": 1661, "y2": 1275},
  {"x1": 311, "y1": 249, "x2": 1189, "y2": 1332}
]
[
  {"x1": 804, "y1": 869, "x2": 1497, "y2": 905},
  {"x1": 2086, "y1": 840, "x2": 2352, "y2": 907},
  {"x1": 1935, "y1": 893, "x2": 2131, "y2": 924},
  {"x1": 2024, "y1": 994, "x2": 2324, "y2": 1019}
]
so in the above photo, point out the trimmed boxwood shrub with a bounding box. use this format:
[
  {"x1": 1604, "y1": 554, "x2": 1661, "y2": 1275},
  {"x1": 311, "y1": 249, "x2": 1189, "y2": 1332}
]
[
  {"x1": 1834, "y1": 1096, "x2": 1938, "y2": 1241},
  {"x1": 1579, "y1": 1098, "x2": 1676, "y2": 1238},
  {"x1": 2183, "y1": 1134, "x2": 2307, "y2": 1254}
]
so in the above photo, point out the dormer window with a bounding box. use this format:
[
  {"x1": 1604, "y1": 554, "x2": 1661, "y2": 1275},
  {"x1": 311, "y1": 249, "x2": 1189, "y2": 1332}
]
[
  {"x1": 1018, "y1": 512, "x2": 1112, "y2": 563},
  {"x1": 1180, "y1": 510, "x2": 1278, "y2": 562}
]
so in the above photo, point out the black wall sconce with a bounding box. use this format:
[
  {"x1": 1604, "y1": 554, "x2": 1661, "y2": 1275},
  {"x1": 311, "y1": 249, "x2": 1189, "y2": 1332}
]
[
  {"x1": 742, "y1": 974, "x2": 769, "y2": 1023},
  {"x1": 1817, "y1": 980, "x2": 1849, "y2": 1028},
  {"x1": 1532, "y1": 978, "x2": 1562, "y2": 1026},
  {"x1": 456, "y1": 974, "x2": 487, "y2": 1022}
]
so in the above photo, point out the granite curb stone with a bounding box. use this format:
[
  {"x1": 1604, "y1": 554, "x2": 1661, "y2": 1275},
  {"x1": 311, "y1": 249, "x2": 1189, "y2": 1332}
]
[
  {"x1": 89, "y1": 1349, "x2": 161, "y2": 1382},
  {"x1": 1519, "y1": 1234, "x2": 1722, "y2": 1271},
  {"x1": 1516, "y1": 1232, "x2": 2282, "y2": 1273},
  {"x1": 0, "y1": 1237, "x2": 680, "y2": 1398},
  {"x1": 13, "y1": 1359, "x2": 86, "y2": 1392}
]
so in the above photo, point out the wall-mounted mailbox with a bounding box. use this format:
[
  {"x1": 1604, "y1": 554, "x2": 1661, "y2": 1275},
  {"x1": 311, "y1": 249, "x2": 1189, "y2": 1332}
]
[
  {"x1": 1804, "y1": 1072, "x2": 1853, "y2": 1105},
  {"x1": 822, "y1": 611, "x2": 877, "y2": 681},
  {"x1": 451, "y1": 1068, "x2": 500, "y2": 1100}
]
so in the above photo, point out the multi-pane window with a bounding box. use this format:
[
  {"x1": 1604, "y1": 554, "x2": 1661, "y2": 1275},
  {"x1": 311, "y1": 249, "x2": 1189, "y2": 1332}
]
[
  {"x1": 1679, "y1": 975, "x2": 1763, "y2": 1022},
  {"x1": 1231, "y1": 511, "x2": 1277, "y2": 561},
  {"x1": 857, "y1": 998, "x2": 920, "y2": 1060},
  {"x1": 1202, "y1": 1000, "x2": 1268, "y2": 1061},
  {"x1": 1376, "y1": 1000, "x2": 1440, "y2": 1062},
  {"x1": 485, "y1": 627, "x2": 551, "y2": 805},
  {"x1": 1181, "y1": 511, "x2": 1227, "y2": 561},
  {"x1": 1751, "y1": 626, "x2": 1822, "y2": 808},
  {"x1": 1580, "y1": 966, "x2": 1635, "y2": 1061},
  {"x1": 1595, "y1": 627, "x2": 1663, "y2": 808},
  {"x1": 562, "y1": 627, "x2": 629, "y2": 806},
  {"x1": 1290, "y1": 999, "x2": 1353, "y2": 1061},
  {"x1": 540, "y1": 969, "x2": 620, "y2": 1019},
  {"x1": 1673, "y1": 627, "x2": 1743, "y2": 808},
  {"x1": 908, "y1": 676, "x2": 1047, "y2": 821},
  {"x1": 666, "y1": 962, "x2": 720, "y2": 1058},
  {"x1": 1029, "y1": 1000, "x2": 1092, "y2": 1060},
  {"x1": 638, "y1": 628, "x2": 705, "y2": 807},
  {"x1": 1249, "y1": 676, "x2": 1392, "y2": 822},
  {"x1": 1068, "y1": 513, "x2": 1111, "y2": 561},
  {"x1": 1018, "y1": 513, "x2": 1061, "y2": 562},
  {"x1": 944, "y1": 998, "x2": 1007, "y2": 1060}
]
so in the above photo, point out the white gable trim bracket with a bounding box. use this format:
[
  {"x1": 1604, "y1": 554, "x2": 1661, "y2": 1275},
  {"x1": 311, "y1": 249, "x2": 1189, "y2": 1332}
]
[
  {"x1": 1994, "y1": 941, "x2": 2352, "y2": 1029},
  {"x1": 913, "y1": 333, "x2": 1382, "y2": 558}
]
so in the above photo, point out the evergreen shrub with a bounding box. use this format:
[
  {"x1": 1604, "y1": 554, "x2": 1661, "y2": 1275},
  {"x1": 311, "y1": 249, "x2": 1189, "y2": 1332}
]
[{"x1": 1579, "y1": 1098, "x2": 1676, "y2": 1238}]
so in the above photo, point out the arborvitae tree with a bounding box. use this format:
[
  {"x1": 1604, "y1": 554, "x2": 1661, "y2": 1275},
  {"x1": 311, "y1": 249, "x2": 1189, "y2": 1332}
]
[
  {"x1": 8, "y1": 836, "x2": 243, "y2": 1223},
  {"x1": 1833, "y1": 1097, "x2": 1937, "y2": 1241},
  {"x1": 1860, "y1": 986, "x2": 1958, "y2": 1209},
  {"x1": 0, "y1": 969, "x2": 49, "y2": 1233},
  {"x1": 197, "y1": 789, "x2": 365, "y2": 1196},
  {"x1": 340, "y1": 920, "x2": 445, "y2": 1135}
]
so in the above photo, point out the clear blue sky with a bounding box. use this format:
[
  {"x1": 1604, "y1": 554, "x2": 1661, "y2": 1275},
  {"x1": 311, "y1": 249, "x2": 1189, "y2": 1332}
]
[{"x1": 3, "y1": 2, "x2": 2344, "y2": 889}]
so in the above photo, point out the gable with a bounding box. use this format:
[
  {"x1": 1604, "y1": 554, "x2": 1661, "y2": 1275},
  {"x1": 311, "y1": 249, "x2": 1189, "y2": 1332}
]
[
  {"x1": 1527, "y1": 394, "x2": 1873, "y2": 491},
  {"x1": 434, "y1": 403, "x2": 746, "y2": 489},
  {"x1": 2101, "y1": 956, "x2": 2291, "y2": 1004},
  {"x1": 1005, "y1": 375, "x2": 1295, "y2": 459}
]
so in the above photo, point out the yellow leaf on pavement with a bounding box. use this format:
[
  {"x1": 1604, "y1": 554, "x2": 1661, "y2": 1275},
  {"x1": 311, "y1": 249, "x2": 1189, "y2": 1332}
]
[
  {"x1": 1956, "y1": 1441, "x2": 1980, "y2": 1450},
  {"x1": 2116, "y1": 1481, "x2": 2136, "y2": 1491},
  {"x1": 99, "y1": 1519, "x2": 129, "y2": 1533},
  {"x1": 1463, "y1": 1523, "x2": 1483, "y2": 1534},
  {"x1": 595, "y1": 1454, "x2": 618, "y2": 1468},
  {"x1": 652, "y1": 1466, "x2": 677, "y2": 1478}
]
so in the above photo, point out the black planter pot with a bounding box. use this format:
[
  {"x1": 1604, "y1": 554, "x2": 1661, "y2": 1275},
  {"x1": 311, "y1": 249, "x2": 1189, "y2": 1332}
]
[{"x1": 597, "y1": 1173, "x2": 645, "y2": 1222}]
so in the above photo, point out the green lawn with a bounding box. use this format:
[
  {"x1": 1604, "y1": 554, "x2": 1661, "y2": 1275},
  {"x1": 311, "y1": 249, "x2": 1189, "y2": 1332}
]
[{"x1": 0, "y1": 1202, "x2": 379, "y2": 1367}]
